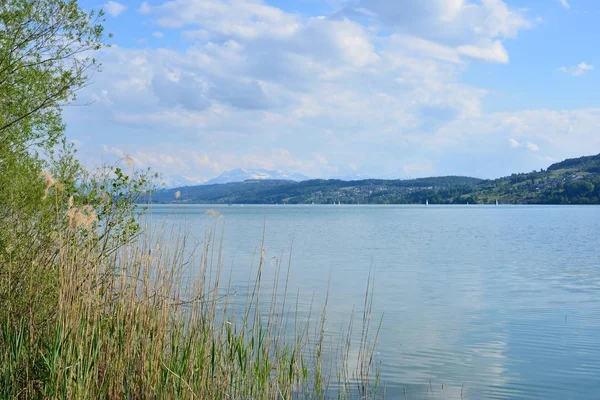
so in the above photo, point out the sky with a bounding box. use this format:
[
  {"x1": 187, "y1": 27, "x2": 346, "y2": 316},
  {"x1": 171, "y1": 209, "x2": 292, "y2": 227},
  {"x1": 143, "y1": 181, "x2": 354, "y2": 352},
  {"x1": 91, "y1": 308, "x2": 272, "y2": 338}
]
[{"x1": 66, "y1": 0, "x2": 600, "y2": 184}]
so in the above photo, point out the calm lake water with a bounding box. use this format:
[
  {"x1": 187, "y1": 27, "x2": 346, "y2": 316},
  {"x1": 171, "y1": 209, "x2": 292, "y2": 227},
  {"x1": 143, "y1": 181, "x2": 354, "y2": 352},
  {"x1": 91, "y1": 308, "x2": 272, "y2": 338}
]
[{"x1": 146, "y1": 204, "x2": 600, "y2": 399}]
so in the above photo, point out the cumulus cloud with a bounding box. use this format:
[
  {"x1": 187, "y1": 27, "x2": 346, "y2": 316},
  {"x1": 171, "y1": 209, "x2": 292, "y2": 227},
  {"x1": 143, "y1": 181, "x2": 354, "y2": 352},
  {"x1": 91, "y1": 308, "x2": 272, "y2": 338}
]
[
  {"x1": 338, "y1": 0, "x2": 532, "y2": 66},
  {"x1": 152, "y1": 31, "x2": 165, "y2": 39},
  {"x1": 62, "y1": 0, "x2": 600, "y2": 181},
  {"x1": 342, "y1": 0, "x2": 531, "y2": 43},
  {"x1": 103, "y1": 1, "x2": 127, "y2": 17},
  {"x1": 139, "y1": 0, "x2": 301, "y2": 39},
  {"x1": 558, "y1": 62, "x2": 594, "y2": 77}
]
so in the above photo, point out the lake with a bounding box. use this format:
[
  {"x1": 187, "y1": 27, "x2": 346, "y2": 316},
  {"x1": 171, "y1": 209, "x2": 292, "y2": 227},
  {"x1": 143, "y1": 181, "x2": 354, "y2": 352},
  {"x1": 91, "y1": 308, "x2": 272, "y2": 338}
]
[{"x1": 146, "y1": 204, "x2": 600, "y2": 399}]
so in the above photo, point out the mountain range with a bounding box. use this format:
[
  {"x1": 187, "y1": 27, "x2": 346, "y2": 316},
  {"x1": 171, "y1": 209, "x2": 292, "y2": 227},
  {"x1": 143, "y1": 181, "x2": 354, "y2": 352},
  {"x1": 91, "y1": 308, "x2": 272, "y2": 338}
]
[
  {"x1": 152, "y1": 153, "x2": 600, "y2": 205},
  {"x1": 161, "y1": 174, "x2": 204, "y2": 188},
  {"x1": 162, "y1": 169, "x2": 381, "y2": 188},
  {"x1": 203, "y1": 168, "x2": 309, "y2": 185}
]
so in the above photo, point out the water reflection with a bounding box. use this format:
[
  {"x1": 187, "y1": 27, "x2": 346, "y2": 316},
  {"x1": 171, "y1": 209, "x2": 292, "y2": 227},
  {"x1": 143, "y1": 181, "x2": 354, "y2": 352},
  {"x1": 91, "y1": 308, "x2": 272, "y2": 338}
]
[{"x1": 144, "y1": 205, "x2": 600, "y2": 399}]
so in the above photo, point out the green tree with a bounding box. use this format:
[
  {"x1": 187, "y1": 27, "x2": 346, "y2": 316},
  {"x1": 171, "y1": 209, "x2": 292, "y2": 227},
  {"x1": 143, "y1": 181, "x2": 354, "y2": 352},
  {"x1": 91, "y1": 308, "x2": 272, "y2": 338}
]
[
  {"x1": 0, "y1": 0, "x2": 109, "y2": 258},
  {"x1": 564, "y1": 180, "x2": 594, "y2": 198},
  {"x1": 0, "y1": 0, "x2": 160, "y2": 335},
  {"x1": 0, "y1": 0, "x2": 109, "y2": 263},
  {"x1": 0, "y1": 0, "x2": 106, "y2": 154}
]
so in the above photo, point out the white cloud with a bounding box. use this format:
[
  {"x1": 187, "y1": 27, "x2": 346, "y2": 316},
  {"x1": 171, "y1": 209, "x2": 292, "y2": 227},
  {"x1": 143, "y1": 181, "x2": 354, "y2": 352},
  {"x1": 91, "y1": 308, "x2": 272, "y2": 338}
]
[
  {"x1": 559, "y1": 0, "x2": 571, "y2": 9},
  {"x1": 344, "y1": 0, "x2": 531, "y2": 43},
  {"x1": 526, "y1": 142, "x2": 540, "y2": 151},
  {"x1": 103, "y1": 1, "x2": 127, "y2": 17},
  {"x1": 62, "y1": 0, "x2": 600, "y2": 181},
  {"x1": 340, "y1": 0, "x2": 531, "y2": 68},
  {"x1": 140, "y1": 0, "x2": 302, "y2": 39},
  {"x1": 141, "y1": 0, "x2": 529, "y2": 66},
  {"x1": 301, "y1": 18, "x2": 380, "y2": 68},
  {"x1": 558, "y1": 62, "x2": 594, "y2": 77},
  {"x1": 457, "y1": 40, "x2": 509, "y2": 63},
  {"x1": 152, "y1": 31, "x2": 165, "y2": 39},
  {"x1": 510, "y1": 139, "x2": 540, "y2": 152}
]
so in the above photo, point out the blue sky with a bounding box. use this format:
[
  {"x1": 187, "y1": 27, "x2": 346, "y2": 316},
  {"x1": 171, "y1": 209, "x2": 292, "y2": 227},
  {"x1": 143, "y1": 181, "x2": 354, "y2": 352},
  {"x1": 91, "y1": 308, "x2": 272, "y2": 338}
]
[{"x1": 65, "y1": 0, "x2": 600, "y2": 184}]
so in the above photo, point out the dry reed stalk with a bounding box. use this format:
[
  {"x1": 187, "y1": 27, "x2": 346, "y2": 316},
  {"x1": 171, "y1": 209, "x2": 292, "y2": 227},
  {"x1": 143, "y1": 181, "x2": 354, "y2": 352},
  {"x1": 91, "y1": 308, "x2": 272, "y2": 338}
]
[{"x1": 1, "y1": 212, "x2": 382, "y2": 399}]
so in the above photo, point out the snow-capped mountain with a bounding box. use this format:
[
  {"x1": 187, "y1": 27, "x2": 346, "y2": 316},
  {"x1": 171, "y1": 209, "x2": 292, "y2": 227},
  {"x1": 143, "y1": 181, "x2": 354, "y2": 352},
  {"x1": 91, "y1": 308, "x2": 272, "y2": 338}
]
[
  {"x1": 204, "y1": 169, "x2": 310, "y2": 185},
  {"x1": 162, "y1": 175, "x2": 204, "y2": 189}
]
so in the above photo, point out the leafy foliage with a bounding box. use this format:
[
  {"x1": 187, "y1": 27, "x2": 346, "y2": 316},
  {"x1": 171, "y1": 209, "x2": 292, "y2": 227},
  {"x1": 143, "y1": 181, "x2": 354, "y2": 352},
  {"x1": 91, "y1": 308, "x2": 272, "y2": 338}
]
[
  {"x1": 0, "y1": 0, "x2": 159, "y2": 357},
  {"x1": 0, "y1": 0, "x2": 106, "y2": 155}
]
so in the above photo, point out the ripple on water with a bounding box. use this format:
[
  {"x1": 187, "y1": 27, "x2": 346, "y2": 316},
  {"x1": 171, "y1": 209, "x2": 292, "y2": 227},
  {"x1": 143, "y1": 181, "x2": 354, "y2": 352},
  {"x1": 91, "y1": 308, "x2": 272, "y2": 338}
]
[{"x1": 146, "y1": 205, "x2": 600, "y2": 399}]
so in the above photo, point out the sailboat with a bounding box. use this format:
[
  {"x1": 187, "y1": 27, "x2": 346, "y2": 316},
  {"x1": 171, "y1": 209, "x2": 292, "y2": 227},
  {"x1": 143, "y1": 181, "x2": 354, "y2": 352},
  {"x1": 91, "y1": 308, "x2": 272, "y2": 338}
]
[
  {"x1": 425, "y1": 199, "x2": 429, "y2": 206},
  {"x1": 495, "y1": 199, "x2": 499, "y2": 206}
]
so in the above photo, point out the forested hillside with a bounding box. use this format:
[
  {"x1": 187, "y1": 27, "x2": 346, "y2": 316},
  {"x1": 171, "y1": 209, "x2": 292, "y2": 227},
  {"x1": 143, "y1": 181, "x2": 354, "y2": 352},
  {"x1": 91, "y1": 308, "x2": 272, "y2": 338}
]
[
  {"x1": 153, "y1": 154, "x2": 600, "y2": 205},
  {"x1": 152, "y1": 176, "x2": 483, "y2": 204},
  {"x1": 468, "y1": 154, "x2": 600, "y2": 204}
]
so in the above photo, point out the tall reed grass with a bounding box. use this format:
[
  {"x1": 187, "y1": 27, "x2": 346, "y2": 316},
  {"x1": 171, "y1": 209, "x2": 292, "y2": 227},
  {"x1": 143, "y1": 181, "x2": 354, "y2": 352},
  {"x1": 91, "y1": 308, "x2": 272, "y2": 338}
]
[{"x1": 0, "y1": 212, "x2": 382, "y2": 398}]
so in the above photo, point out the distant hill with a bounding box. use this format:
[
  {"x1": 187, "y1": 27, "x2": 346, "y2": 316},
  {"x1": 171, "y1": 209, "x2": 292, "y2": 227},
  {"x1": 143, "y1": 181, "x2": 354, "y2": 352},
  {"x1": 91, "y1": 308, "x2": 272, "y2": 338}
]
[
  {"x1": 151, "y1": 154, "x2": 600, "y2": 205},
  {"x1": 547, "y1": 154, "x2": 600, "y2": 173},
  {"x1": 467, "y1": 153, "x2": 600, "y2": 204},
  {"x1": 203, "y1": 168, "x2": 310, "y2": 185},
  {"x1": 152, "y1": 176, "x2": 483, "y2": 204}
]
